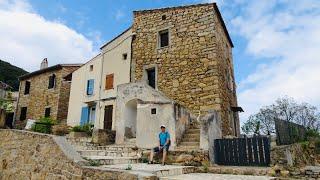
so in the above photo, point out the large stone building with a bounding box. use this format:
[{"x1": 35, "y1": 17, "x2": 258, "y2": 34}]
[
  {"x1": 15, "y1": 59, "x2": 81, "y2": 128},
  {"x1": 131, "y1": 3, "x2": 241, "y2": 136},
  {"x1": 67, "y1": 3, "x2": 241, "y2": 150}
]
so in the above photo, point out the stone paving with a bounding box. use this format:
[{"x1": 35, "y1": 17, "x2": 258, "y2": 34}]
[{"x1": 159, "y1": 173, "x2": 275, "y2": 180}]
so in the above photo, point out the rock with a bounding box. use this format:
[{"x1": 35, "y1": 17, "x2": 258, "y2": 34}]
[
  {"x1": 175, "y1": 154, "x2": 194, "y2": 163},
  {"x1": 280, "y1": 170, "x2": 290, "y2": 177}
]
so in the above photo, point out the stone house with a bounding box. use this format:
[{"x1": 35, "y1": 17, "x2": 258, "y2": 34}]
[
  {"x1": 67, "y1": 3, "x2": 242, "y2": 150},
  {"x1": 15, "y1": 59, "x2": 81, "y2": 128}
]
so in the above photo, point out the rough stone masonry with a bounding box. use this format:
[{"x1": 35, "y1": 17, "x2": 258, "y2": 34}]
[{"x1": 131, "y1": 3, "x2": 240, "y2": 136}]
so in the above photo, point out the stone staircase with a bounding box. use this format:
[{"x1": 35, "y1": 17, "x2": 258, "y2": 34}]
[
  {"x1": 176, "y1": 123, "x2": 200, "y2": 151},
  {"x1": 67, "y1": 137, "x2": 141, "y2": 165}
]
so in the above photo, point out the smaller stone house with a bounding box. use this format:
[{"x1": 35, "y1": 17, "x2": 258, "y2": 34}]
[{"x1": 15, "y1": 60, "x2": 81, "y2": 128}]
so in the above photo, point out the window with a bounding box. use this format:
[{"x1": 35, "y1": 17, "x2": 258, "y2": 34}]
[
  {"x1": 146, "y1": 68, "x2": 156, "y2": 88},
  {"x1": 158, "y1": 29, "x2": 169, "y2": 48},
  {"x1": 151, "y1": 108, "x2": 157, "y2": 114},
  {"x1": 105, "y1": 74, "x2": 114, "y2": 90},
  {"x1": 20, "y1": 107, "x2": 27, "y2": 120},
  {"x1": 90, "y1": 65, "x2": 93, "y2": 71},
  {"x1": 48, "y1": 74, "x2": 56, "y2": 89},
  {"x1": 87, "y1": 79, "x2": 94, "y2": 95},
  {"x1": 45, "y1": 107, "x2": 51, "y2": 117},
  {"x1": 24, "y1": 81, "x2": 30, "y2": 95},
  {"x1": 122, "y1": 53, "x2": 128, "y2": 60},
  {"x1": 162, "y1": 15, "x2": 166, "y2": 20}
]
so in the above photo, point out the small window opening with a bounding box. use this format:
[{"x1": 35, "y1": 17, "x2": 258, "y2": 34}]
[
  {"x1": 24, "y1": 81, "x2": 30, "y2": 95},
  {"x1": 90, "y1": 65, "x2": 93, "y2": 71},
  {"x1": 158, "y1": 29, "x2": 169, "y2": 48},
  {"x1": 122, "y1": 53, "x2": 128, "y2": 60},
  {"x1": 146, "y1": 68, "x2": 156, "y2": 88},
  {"x1": 45, "y1": 107, "x2": 51, "y2": 117},
  {"x1": 151, "y1": 108, "x2": 157, "y2": 114},
  {"x1": 20, "y1": 107, "x2": 27, "y2": 120},
  {"x1": 162, "y1": 15, "x2": 166, "y2": 20},
  {"x1": 48, "y1": 74, "x2": 56, "y2": 89}
]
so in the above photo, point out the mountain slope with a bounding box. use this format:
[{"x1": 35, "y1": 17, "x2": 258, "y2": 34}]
[{"x1": 0, "y1": 60, "x2": 28, "y2": 91}]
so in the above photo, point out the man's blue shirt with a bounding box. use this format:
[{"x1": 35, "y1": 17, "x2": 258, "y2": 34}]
[{"x1": 159, "y1": 131, "x2": 170, "y2": 146}]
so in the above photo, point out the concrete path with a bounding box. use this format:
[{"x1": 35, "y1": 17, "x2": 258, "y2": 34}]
[
  {"x1": 160, "y1": 173, "x2": 274, "y2": 180},
  {"x1": 101, "y1": 163, "x2": 194, "y2": 177}
]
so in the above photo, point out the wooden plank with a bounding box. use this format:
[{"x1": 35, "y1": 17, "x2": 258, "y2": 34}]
[
  {"x1": 263, "y1": 137, "x2": 271, "y2": 166},
  {"x1": 252, "y1": 137, "x2": 259, "y2": 165},
  {"x1": 258, "y1": 137, "x2": 265, "y2": 165},
  {"x1": 242, "y1": 138, "x2": 248, "y2": 165},
  {"x1": 233, "y1": 138, "x2": 239, "y2": 165},
  {"x1": 220, "y1": 140, "x2": 226, "y2": 165},
  {"x1": 247, "y1": 137, "x2": 254, "y2": 165},
  {"x1": 214, "y1": 140, "x2": 221, "y2": 164},
  {"x1": 224, "y1": 139, "x2": 230, "y2": 165},
  {"x1": 229, "y1": 139, "x2": 234, "y2": 164}
]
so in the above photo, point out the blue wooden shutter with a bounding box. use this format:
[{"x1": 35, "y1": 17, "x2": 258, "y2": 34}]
[
  {"x1": 80, "y1": 107, "x2": 89, "y2": 125},
  {"x1": 87, "y1": 79, "x2": 94, "y2": 95}
]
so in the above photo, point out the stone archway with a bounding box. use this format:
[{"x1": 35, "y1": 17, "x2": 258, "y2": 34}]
[{"x1": 124, "y1": 99, "x2": 138, "y2": 139}]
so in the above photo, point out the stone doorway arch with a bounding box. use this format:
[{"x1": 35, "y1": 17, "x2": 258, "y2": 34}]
[{"x1": 124, "y1": 99, "x2": 139, "y2": 139}]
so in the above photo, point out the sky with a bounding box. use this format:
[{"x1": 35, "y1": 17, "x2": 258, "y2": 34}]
[{"x1": 1, "y1": 0, "x2": 320, "y2": 125}]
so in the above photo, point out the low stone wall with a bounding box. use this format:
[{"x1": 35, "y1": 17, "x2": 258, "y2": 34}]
[{"x1": 0, "y1": 129, "x2": 141, "y2": 180}]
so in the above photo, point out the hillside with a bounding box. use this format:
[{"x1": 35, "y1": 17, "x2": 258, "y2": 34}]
[{"x1": 0, "y1": 60, "x2": 28, "y2": 91}]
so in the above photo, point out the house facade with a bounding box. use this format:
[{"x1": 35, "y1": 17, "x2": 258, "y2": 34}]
[
  {"x1": 67, "y1": 28, "x2": 132, "y2": 130},
  {"x1": 67, "y1": 3, "x2": 241, "y2": 149},
  {"x1": 15, "y1": 61, "x2": 81, "y2": 128}
]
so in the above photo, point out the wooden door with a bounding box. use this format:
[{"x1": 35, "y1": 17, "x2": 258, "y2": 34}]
[{"x1": 104, "y1": 105, "x2": 113, "y2": 130}]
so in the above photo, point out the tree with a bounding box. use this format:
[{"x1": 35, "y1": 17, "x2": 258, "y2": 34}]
[{"x1": 242, "y1": 96, "x2": 320, "y2": 135}]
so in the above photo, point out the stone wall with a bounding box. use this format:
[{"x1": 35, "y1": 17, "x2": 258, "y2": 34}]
[
  {"x1": 131, "y1": 3, "x2": 239, "y2": 136},
  {"x1": 16, "y1": 66, "x2": 79, "y2": 127},
  {"x1": 0, "y1": 129, "x2": 140, "y2": 179}
]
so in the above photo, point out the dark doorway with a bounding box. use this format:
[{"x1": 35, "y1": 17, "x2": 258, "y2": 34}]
[
  {"x1": 146, "y1": 68, "x2": 156, "y2": 88},
  {"x1": 5, "y1": 113, "x2": 14, "y2": 128},
  {"x1": 104, "y1": 105, "x2": 113, "y2": 130}
]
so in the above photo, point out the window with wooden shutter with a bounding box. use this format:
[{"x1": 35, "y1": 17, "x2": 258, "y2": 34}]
[
  {"x1": 87, "y1": 79, "x2": 94, "y2": 95},
  {"x1": 105, "y1": 74, "x2": 114, "y2": 90}
]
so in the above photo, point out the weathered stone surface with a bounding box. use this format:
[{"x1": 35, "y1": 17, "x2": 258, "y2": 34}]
[
  {"x1": 131, "y1": 3, "x2": 239, "y2": 137},
  {"x1": 92, "y1": 129, "x2": 116, "y2": 145},
  {"x1": 176, "y1": 154, "x2": 194, "y2": 163},
  {"x1": 15, "y1": 66, "x2": 79, "y2": 128},
  {"x1": 0, "y1": 129, "x2": 141, "y2": 179}
]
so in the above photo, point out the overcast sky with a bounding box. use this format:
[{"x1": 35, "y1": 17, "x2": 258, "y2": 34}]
[{"x1": 1, "y1": 0, "x2": 319, "y2": 125}]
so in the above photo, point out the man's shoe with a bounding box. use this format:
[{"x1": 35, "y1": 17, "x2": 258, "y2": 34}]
[{"x1": 148, "y1": 161, "x2": 154, "y2": 164}]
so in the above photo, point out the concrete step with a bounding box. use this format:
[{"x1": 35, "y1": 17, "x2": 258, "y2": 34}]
[
  {"x1": 179, "y1": 142, "x2": 200, "y2": 146},
  {"x1": 185, "y1": 129, "x2": 200, "y2": 134},
  {"x1": 184, "y1": 134, "x2": 200, "y2": 139},
  {"x1": 78, "y1": 150, "x2": 140, "y2": 157},
  {"x1": 174, "y1": 147, "x2": 200, "y2": 151},
  {"x1": 84, "y1": 156, "x2": 140, "y2": 165},
  {"x1": 181, "y1": 137, "x2": 200, "y2": 142}
]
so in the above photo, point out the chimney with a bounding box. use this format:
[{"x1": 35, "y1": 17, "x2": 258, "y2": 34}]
[{"x1": 40, "y1": 58, "x2": 48, "y2": 70}]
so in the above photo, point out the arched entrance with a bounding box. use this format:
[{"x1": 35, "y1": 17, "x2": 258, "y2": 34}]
[{"x1": 124, "y1": 99, "x2": 138, "y2": 139}]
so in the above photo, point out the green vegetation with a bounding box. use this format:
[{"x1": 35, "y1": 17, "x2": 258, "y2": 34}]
[
  {"x1": 31, "y1": 117, "x2": 55, "y2": 134},
  {"x1": 71, "y1": 123, "x2": 93, "y2": 136},
  {"x1": 0, "y1": 59, "x2": 28, "y2": 91}
]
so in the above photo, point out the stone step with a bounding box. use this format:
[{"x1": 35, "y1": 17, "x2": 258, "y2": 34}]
[
  {"x1": 184, "y1": 134, "x2": 200, "y2": 139},
  {"x1": 179, "y1": 142, "x2": 200, "y2": 146},
  {"x1": 174, "y1": 147, "x2": 200, "y2": 151},
  {"x1": 84, "y1": 156, "x2": 140, "y2": 165},
  {"x1": 185, "y1": 129, "x2": 200, "y2": 134},
  {"x1": 78, "y1": 150, "x2": 140, "y2": 157},
  {"x1": 181, "y1": 137, "x2": 200, "y2": 142}
]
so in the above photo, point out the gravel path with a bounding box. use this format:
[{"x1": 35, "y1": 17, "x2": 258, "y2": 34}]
[{"x1": 160, "y1": 173, "x2": 274, "y2": 180}]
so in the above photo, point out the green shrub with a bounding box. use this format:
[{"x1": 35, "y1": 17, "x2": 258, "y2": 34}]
[
  {"x1": 306, "y1": 129, "x2": 320, "y2": 139},
  {"x1": 31, "y1": 117, "x2": 55, "y2": 134},
  {"x1": 71, "y1": 123, "x2": 93, "y2": 136}
]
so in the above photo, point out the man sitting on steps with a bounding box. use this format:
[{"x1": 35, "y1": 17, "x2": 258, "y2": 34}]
[{"x1": 148, "y1": 125, "x2": 171, "y2": 166}]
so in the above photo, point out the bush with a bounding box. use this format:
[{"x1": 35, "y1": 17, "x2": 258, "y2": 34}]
[
  {"x1": 71, "y1": 123, "x2": 93, "y2": 136},
  {"x1": 306, "y1": 129, "x2": 320, "y2": 139},
  {"x1": 31, "y1": 117, "x2": 55, "y2": 134},
  {"x1": 52, "y1": 124, "x2": 70, "y2": 136}
]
